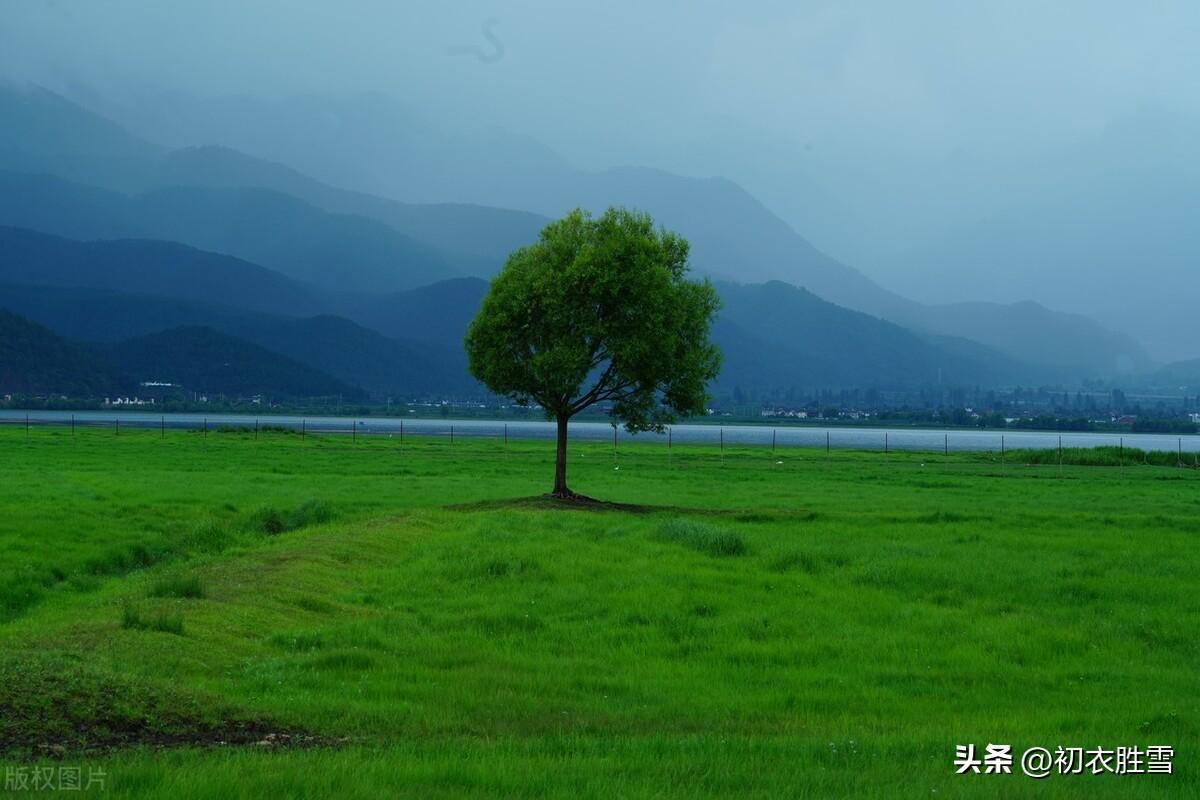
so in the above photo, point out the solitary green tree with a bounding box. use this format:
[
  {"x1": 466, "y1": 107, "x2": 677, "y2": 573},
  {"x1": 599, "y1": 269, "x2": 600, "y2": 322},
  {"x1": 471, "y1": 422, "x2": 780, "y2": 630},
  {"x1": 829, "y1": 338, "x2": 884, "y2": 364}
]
[{"x1": 465, "y1": 207, "x2": 721, "y2": 498}]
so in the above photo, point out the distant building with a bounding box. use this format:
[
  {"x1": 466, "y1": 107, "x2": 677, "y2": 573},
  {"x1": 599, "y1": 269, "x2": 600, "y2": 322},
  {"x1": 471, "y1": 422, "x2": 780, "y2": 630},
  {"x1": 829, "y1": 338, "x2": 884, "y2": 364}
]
[
  {"x1": 105, "y1": 397, "x2": 155, "y2": 406},
  {"x1": 760, "y1": 408, "x2": 810, "y2": 419}
]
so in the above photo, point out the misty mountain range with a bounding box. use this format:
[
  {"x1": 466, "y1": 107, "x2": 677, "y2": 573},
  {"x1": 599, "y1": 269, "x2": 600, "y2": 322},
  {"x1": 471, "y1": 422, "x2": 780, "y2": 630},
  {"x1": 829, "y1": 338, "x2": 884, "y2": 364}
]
[
  {"x1": 79, "y1": 87, "x2": 1190, "y2": 362},
  {"x1": 0, "y1": 84, "x2": 1188, "y2": 402}
]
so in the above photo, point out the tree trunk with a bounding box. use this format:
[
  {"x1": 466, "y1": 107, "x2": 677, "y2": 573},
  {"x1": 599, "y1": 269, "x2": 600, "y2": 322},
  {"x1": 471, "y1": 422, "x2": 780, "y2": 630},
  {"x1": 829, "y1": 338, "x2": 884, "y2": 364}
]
[{"x1": 552, "y1": 412, "x2": 571, "y2": 497}]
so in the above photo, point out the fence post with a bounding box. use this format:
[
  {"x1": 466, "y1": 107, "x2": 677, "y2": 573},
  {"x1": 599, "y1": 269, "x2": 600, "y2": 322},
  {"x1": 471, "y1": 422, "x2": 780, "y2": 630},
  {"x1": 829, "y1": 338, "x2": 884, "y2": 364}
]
[
  {"x1": 450, "y1": 425, "x2": 454, "y2": 445},
  {"x1": 400, "y1": 418, "x2": 404, "y2": 447},
  {"x1": 204, "y1": 418, "x2": 208, "y2": 438},
  {"x1": 1001, "y1": 434, "x2": 1005, "y2": 465},
  {"x1": 25, "y1": 414, "x2": 29, "y2": 436},
  {"x1": 826, "y1": 431, "x2": 830, "y2": 454},
  {"x1": 300, "y1": 418, "x2": 304, "y2": 439},
  {"x1": 504, "y1": 423, "x2": 508, "y2": 448},
  {"x1": 885, "y1": 432, "x2": 888, "y2": 454},
  {"x1": 161, "y1": 416, "x2": 165, "y2": 438},
  {"x1": 71, "y1": 414, "x2": 75, "y2": 436},
  {"x1": 1180, "y1": 438, "x2": 1184, "y2": 468},
  {"x1": 352, "y1": 421, "x2": 356, "y2": 443},
  {"x1": 944, "y1": 433, "x2": 948, "y2": 456},
  {"x1": 255, "y1": 419, "x2": 259, "y2": 440},
  {"x1": 772, "y1": 428, "x2": 777, "y2": 455}
]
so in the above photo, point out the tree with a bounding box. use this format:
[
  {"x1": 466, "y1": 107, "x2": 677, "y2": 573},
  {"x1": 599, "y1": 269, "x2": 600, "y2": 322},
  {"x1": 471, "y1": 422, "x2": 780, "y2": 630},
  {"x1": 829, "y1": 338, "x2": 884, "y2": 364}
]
[{"x1": 465, "y1": 207, "x2": 721, "y2": 498}]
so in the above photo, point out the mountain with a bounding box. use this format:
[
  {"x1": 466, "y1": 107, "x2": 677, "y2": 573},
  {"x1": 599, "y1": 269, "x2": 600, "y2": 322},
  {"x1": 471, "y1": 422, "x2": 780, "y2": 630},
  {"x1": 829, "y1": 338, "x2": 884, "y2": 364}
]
[
  {"x1": 0, "y1": 282, "x2": 284, "y2": 344},
  {"x1": 442, "y1": 162, "x2": 1152, "y2": 376},
  {"x1": 88, "y1": 89, "x2": 572, "y2": 208},
  {"x1": 0, "y1": 225, "x2": 324, "y2": 317},
  {"x1": 713, "y1": 281, "x2": 1027, "y2": 390},
  {"x1": 0, "y1": 85, "x2": 544, "y2": 279},
  {"x1": 0, "y1": 309, "x2": 124, "y2": 396},
  {"x1": 0, "y1": 84, "x2": 161, "y2": 194},
  {"x1": 78, "y1": 91, "x2": 894, "y2": 303},
  {"x1": 108, "y1": 90, "x2": 1151, "y2": 376},
  {"x1": 0, "y1": 171, "x2": 144, "y2": 241},
  {"x1": 891, "y1": 300, "x2": 1150, "y2": 378},
  {"x1": 0, "y1": 173, "x2": 456, "y2": 292},
  {"x1": 350, "y1": 277, "x2": 1025, "y2": 391},
  {"x1": 104, "y1": 327, "x2": 362, "y2": 400},
  {"x1": 881, "y1": 109, "x2": 1200, "y2": 362},
  {"x1": 341, "y1": 277, "x2": 489, "y2": 345},
  {"x1": 0, "y1": 85, "x2": 155, "y2": 161},
  {"x1": 0, "y1": 85, "x2": 1153, "y2": 380},
  {"x1": 131, "y1": 185, "x2": 455, "y2": 292},
  {"x1": 0, "y1": 224, "x2": 474, "y2": 397},
  {"x1": 0, "y1": 282, "x2": 475, "y2": 399},
  {"x1": 156, "y1": 146, "x2": 547, "y2": 277},
  {"x1": 218, "y1": 315, "x2": 476, "y2": 398},
  {"x1": 1, "y1": 264, "x2": 1024, "y2": 398},
  {"x1": 1141, "y1": 358, "x2": 1200, "y2": 394}
]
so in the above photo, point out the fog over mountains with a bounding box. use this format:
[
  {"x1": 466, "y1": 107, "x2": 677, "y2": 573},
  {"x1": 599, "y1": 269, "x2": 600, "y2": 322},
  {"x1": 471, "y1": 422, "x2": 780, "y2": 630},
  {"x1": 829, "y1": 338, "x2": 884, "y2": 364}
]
[
  {"x1": 0, "y1": 1, "x2": 1196, "y2": 401},
  {"x1": 0, "y1": 82, "x2": 1184, "y2": 402}
]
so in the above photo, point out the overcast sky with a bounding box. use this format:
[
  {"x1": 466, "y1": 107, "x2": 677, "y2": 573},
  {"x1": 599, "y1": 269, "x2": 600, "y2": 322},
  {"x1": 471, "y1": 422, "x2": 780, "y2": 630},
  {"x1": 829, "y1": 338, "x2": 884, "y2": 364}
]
[{"x1": 3, "y1": 0, "x2": 1197, "y2": 281}]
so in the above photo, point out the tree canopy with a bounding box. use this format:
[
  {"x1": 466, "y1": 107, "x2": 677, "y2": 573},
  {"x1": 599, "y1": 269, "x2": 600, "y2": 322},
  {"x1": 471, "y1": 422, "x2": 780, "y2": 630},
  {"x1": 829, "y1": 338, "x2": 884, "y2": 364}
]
[{"x1": 465, "y1": 207, "x2": 721, "y2": 496}]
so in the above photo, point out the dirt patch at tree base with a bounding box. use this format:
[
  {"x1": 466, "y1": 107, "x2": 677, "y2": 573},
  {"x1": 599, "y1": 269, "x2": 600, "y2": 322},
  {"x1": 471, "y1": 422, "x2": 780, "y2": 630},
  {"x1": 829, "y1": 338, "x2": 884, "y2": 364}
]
[{"x1": 448, "y1": 495, "x2": 686, "y2": 514}]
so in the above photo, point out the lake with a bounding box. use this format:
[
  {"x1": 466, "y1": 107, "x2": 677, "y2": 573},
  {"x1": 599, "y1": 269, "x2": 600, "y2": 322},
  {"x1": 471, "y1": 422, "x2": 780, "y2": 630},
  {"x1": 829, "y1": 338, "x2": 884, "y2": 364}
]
[{"x1": 2, "y1": 409, "x2": 1197, "y2": 454}]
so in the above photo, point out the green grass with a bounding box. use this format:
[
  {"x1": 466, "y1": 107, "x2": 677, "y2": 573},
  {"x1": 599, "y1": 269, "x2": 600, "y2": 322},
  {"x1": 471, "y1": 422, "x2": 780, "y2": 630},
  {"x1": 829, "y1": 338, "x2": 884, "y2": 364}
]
[
  {"x1": 656, "y1": 518, "x2": 747, "y2": 556},
  {"x1": 0, "y1": 426, "x2": 1196, "y2": 797},
  {"x1": 121, "y1": 605, "x2": 186, "y2": 635},
  {"x1": 147, "y1": 574, "x2": 206, "y2": 600}
]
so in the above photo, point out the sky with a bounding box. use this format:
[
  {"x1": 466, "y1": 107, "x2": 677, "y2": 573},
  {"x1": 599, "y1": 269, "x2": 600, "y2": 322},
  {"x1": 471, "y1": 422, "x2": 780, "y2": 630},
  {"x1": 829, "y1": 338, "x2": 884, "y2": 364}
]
[{"x1": 2, "y1": 0, "x2": 1197, "y2": 319}]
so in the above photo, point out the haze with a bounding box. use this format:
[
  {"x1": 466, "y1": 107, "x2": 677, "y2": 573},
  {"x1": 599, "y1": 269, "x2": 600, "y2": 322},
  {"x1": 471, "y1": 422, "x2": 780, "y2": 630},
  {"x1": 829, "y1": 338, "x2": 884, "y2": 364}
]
[{"x1": 2, "y1": 0, "x2": 1197, "y2": 359}]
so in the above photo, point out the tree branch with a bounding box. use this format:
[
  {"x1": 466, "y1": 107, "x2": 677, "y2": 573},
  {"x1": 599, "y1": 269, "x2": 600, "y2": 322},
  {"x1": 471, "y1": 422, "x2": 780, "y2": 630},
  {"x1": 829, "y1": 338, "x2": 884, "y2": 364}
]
[
  {"x1": 594, "y1": 379, "x2": 638, "y2": 404},
  {"x1": 569, "y1": 362, "x2": 618, "y2": 414}
]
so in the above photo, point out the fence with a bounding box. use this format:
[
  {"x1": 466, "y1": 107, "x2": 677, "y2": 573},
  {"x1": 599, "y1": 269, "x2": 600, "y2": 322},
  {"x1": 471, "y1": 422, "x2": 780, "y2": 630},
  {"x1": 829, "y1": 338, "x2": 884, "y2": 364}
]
[{"x1": 2, "y1": 412, "x2": 1199, "y2": 469}]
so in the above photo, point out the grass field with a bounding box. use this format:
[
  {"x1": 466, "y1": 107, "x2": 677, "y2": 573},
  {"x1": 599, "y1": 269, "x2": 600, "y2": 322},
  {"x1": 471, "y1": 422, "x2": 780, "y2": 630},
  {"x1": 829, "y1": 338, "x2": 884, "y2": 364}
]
[{"x1": 0, "y1": 426, "x2": 1196, "y2": 797}]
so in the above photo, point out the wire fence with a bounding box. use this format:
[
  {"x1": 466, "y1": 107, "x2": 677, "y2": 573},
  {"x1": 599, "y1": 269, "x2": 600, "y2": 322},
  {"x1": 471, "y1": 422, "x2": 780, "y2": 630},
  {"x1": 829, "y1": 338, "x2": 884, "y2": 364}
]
[{"x1": 3, "y1": 412, "x2": 1200, "y2": 471}]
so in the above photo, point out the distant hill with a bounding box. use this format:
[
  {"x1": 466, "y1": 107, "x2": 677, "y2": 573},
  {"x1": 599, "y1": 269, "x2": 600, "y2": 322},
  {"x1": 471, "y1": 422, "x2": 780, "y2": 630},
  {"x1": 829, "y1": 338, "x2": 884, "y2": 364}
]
[
  {"x1": 104, "y1": 327, "x2": 362, "y2": 400},
  {"x1": 0, "y1": 84, "x2": 159, "y2": 168},
  {"x1": 341, "y1": 277, "x2": 490, "y2": 346},
  {"x1": 347, "y1": 276, "x2": 1027, "y2": 391},
  {"x1": 893, "y1": 300, "x2": 1151, "y2": 378},
  {"x1": 0, "y1": 225, "x2": 324, "y2": 317},
  {"x1": 1138, "y1": 358, "x2": 1200, "y2": 393},
  {"x1": 0, "y1": 173, "x2": 456, "y2": 292},
  {"x1": 157, "y1": 146, "x2": 547, "y2": 277},
  {"x1": 0, "y1": 85, "x2": 543, "y2": 279},
  {"x1": 881, "y1": 110, "x2": 1200, "y2": 361},
  {"x1": 455, "y1": 162, "x2": 1152, "y2": 376},
  {"x1": 713, "y1": 281, "x2": 1027, "y2": 390},
  {"x1": 0, "y1": 85, "x2": 1152, "y2": 378},
  {"x1": 219, "y1": 315, "x2": 477, "y2": 398},
  {"x1": 0, "y1": 283, "x2": 476, "y2": 399},
  {"x1": 0, "y1": 309, "x2": 124, "y2": 396},
  {"x1": 0, "y1": 282, "x2": 284, "y2": 343},
  {"x1": 0, "y1": 84, "x2": 162, "y2": 194}
]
